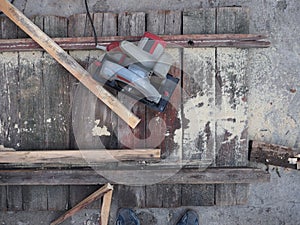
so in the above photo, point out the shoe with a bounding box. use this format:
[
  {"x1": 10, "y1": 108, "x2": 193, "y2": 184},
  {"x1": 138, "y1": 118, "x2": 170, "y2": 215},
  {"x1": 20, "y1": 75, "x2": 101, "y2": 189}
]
[
  {"x1": 116, "y1": 208, "x2": 141, "y2": 225},
  {"x1": 176, "y1": 210, "x2": 199, "y2": 225}
]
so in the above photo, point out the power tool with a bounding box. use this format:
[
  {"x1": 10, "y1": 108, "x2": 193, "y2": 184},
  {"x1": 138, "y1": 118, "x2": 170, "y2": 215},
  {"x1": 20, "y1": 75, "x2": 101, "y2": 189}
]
[{"x1": 91, "y1": 32, "x2": 179, "y2": 112}]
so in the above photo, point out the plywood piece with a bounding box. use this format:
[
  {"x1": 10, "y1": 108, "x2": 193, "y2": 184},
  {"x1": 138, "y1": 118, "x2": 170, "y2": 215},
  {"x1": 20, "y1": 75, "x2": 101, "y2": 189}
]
[
  {"x1": 183, "y1": 8, "x2": 216, "y2": 34},
  {"x1": 23, "y1": 186, "x2": 48, "y2": 211},
  {"x1": 47, "y1": 186, "x2": 68, "y2": 211}
]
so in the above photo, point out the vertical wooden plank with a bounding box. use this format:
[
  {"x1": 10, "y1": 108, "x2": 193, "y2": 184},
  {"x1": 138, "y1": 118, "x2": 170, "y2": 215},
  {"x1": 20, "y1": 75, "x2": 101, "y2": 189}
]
[
  {"x1": 102, "y1": 13, "x2": 118, "y2": 36},
  {"x1": 181, "y1": 8, "x2": 216, "y2": 206},
  {"x1": 183, "y1": 9, "x2": 216, "y2": 34},
  {"x1": 42, "y1": 16, "x2": 70, "y2": 150},
  {"x1": 68, "y1": 13, "x2": 94, "y2": 37},
  {"x1": 0, "y1": 186, "x2": 7, "y2": 211},
  {"x1": 181, "y1": 184, "x2": 214, "y2": 206},
  {"x1": 47, "y1": 186, "x2": 68, "y2": 211},
  {"x1": 7, "y1": 186, "x2": 23, "y2": 210},
  {"x1": 117, "y1": 12, "x2": 146, "y2": 149},
  {"x1": 145, "y1": 10, "x2": 182, "y2": 208},
  {"x1": 117, "y1": 185, "x2": 145, "y2": 208},
  {"x1": 215, "y1": 7, "x2": 250, "y2": 206},
  {"x1": 93, "y1": 12, "x2": 103, "y2": 37},
  {"x1": 69, "y1": 185, "x2": 102, "y2": 209},
  {"x1": 0, "y1": 17, "x2": 20, "y2": 149},
  {"x1": 23, "y1": 186, "x2": 48, "y2": 211}
]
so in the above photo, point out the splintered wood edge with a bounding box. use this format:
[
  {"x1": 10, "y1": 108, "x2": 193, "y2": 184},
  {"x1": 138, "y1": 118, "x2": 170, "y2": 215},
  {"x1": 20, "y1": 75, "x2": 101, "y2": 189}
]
[{"x1": 50, "y1": 183, "x2": 113, "y2": 225}]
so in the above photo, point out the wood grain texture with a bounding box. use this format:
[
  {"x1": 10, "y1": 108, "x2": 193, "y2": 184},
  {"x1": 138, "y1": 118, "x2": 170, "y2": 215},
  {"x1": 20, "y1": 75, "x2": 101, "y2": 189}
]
[
  {"x1": 47, "y1": 186, "x2": 68, "y2": 211},
  {"x1": 7, "y1": 186, "x2": 22, "y2": 210},
  {"x1": 215, "y1": 7, "x2": 250, "y2": 206},
  {"x1": 101, "y1": 190, "x2": 113, "y2": 225},
  {"x1": 22, "y1": 186, "x2": 48, "y2": 211},
  {"x1": 0, "y1": 186, "x2": 7, "y2": 211},
  {"x1": 183, "y1": 9, "x2": 216, "y2": 34}
]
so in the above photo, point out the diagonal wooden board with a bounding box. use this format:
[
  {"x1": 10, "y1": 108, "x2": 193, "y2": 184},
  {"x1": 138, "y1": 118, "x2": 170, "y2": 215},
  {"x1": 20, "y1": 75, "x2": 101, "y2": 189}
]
[{"x1": 0, "y1": 0, "x2": 140, "y2": 129}]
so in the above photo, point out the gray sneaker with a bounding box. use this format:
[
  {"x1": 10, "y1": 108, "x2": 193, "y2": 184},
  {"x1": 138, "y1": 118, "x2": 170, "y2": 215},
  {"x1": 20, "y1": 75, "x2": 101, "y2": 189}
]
[
  {"x1": 176, "y1": 210, "x2": 199, "y2": 225},
  {"x1": 116, "y1": 208, "x2": 141, "y2": 225}
]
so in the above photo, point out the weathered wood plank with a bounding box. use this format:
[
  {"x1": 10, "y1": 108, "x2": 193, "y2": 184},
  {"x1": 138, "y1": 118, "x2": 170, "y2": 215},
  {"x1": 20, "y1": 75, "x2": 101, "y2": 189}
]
[
  {"x1": 0, "y1": 186, "x2": 7, "y2": 211},
  {"x1": 0, "y1": 16, "x2": 18, "y2": 38},
  {"x1": 215, "y1": 7, "x2": 250, "y2": 206},
  {"x1": 23, "y1": 186, "x2": 48, "y2": 211},
  {"x1": 7, "y1": 186, "x2": 22, "y2": 210},
  {"x1": 145, "y1": 184, "x2": 163, "y2": 207},
  {"x1": 0, "y1": 168, "x2": 270, "y2": 185},
  {"x1": 68, "y1": 13, "x2": 94, "y2": 37},
  {"x1": 101, "y1": 189, "x2": 113, "y2": 225},
  {"x1": 47, "y1": 186, "x2": 68, "y2": 211},
  {"x1": 183, "y1": 9, "x2": 216, "y2": 34},
  {"x1": 250, "y1": 140, "x2": 298, "y2": 169},
  {"x1": 102, "y1": 13, "x2": 118, "y2": 36},
  {"x1": 181, "y1": 184, "x2": 214, "y2": 206},
  {"x1": 0, "y1": 149, "x2": 161, "y2": 167},
  {"x1": 117, "y1": 185, "x2": 145, "y2": 208}
]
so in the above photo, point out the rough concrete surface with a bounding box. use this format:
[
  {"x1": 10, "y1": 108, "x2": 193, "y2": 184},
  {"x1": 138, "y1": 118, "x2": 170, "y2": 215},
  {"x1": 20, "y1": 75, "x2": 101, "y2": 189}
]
[{"x1": 1, "y1": 0, "x2": 300, "y2": 224}]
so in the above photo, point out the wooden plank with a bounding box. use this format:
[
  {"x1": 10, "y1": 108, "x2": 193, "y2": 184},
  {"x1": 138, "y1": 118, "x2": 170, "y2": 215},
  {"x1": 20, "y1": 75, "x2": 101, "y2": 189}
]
[
  {"x1": 0, "y1": 0, "x2": 140, "y2": 129},
  {"x1": 51, "y1": 183, "x2": 113, "y2": 225},
  {"x1": 102, "y1": 13, "x2": 118, "y2": 36},
  {"x1": 117, "y1": 12, "x2": 146, "y2": 149},
  {"x1": 23, "y1": 186, "x2": 48, "y2": 211},
  {"x1": 117, "y1": 185, "x2": 145, "y2": 208},
  {"x1": 0, "y1": 16, "x2": 18, "y2": 38},
  {"x1": 7, "y1": 186, "x2": 23, "y2": 210},
  {"x1": 183, "y1": 9, "x2": 216, "y2": 34},
  {"x1": 181, "y1": 184, "x2": 214, "y2": 206},
  {"x1": 0, "y1": 167, "x2": 270, "y2": 185},
  {"x1": 47, "y1": 186, "x2": 68, "y2": 211},
  {"x1": 215, "y1": 7, "x2": 250, "y2": 206},
  {"x1": 101, "y1": 190, "x2": 113, "y2": 225},
  {"x1": 0, "y1": 186, "x2": 7, "y2": 211},
  {"x1": 181, "y1": 8, "x2": 216, "y2": 207},
  {"x1": 250, "y1": 140, "x2": 298, "y2": 169},
  {"x1": 145, "y1": 10, "x2": 182, "y2": 208},
  {"x1": 0, "y1": 149, "x2": 161, "y2": 166},
  {"x1": 68, "y1": 13, "x2": 94, "y2": 37},
  {"x1": 0, "y1": 34, "x2": 270, "y2": 52}
]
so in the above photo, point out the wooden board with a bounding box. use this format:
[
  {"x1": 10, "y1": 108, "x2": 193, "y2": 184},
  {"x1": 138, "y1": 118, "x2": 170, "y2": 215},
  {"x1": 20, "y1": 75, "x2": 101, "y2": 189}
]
[
  {"x1": 215, "y1": 7, "x2": 250, "y2": 206},
  {"x1": 0, "y1": 167, "x2": 270, "y2": 185},
  {"x1": 22, "y1": 186, "x2": 48, "y2": 211},
  {"x1": 7, "y1": 186, "x2": 23, "y2": 210}
]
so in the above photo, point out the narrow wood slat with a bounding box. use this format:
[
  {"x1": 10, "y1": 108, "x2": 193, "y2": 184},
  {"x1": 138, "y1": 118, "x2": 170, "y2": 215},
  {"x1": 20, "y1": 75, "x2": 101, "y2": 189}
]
[
  {"x1": 0, "y1": 168, "x2": 270, "y2": 185},
  {"x1": 0, "y1": 34, "x2": 270, "y2": 52},
  {"x1": 101, "y1": 190, "x2": 113, "y2": 225},
  {"x1": 0, "y1": 149, "x2": 161, "y2": 165},
  {"x1": 50, "y1": 183, "x2": 113, "y2": 225},
  {"x1": 0, "y1": 186, "x2": 7, "y2": 211}
]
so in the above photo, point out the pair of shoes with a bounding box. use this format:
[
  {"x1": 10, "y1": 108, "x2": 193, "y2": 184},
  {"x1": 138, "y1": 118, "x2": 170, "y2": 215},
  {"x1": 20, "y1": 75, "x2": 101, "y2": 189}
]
[
  {"x1": 116, "y1": 208, "x2": 199, "y2": 225},
  {"x1": 176, "y1": 210, "x2": 199, "y2": 225},
  {"x1": 116, "y1": 208, "x2": 141, "y2": 225}
]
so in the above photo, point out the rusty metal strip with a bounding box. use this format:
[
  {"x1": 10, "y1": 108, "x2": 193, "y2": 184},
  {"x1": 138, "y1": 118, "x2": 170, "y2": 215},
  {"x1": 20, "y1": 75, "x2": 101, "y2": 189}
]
[{"x1": 0, "y1": 34, "x2": 270, "y2": 52}]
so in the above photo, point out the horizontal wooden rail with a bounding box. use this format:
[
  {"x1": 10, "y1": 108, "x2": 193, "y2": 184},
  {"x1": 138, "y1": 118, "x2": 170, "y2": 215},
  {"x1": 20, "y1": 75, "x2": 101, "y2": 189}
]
[
  {"x1": 0, "y1": 149, "x2": 161, "y2": 167},
  {"x1": 0, "y1": 34, "x2": 270, "y2": 52},
  {"x1": 0, "y1": 167, "x2": 270, "y2": 185}
]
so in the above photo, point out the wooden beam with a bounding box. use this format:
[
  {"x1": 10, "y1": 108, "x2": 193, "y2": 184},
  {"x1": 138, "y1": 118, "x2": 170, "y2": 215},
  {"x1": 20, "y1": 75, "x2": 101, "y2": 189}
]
[
  {"x1": 50, "y1": 183, "x2": 113, "y2": 225},
  {"x1": 0, "y1": 149, "x2": 161, "y2": 167},
  {"x1": 0, "y1": 34, "x2": 270, "y2": 52},
  {"x1": 100, "y1": 190, "x2": 113, "y2": 225},
  {"x1": 0, "y1": 167, "x2": 270, "y2": 185},
  {"x1": 250, "y1": 140, "x2": 298, "y2": 169},
  {"x1": 0, "y1": 0, "x2": 140, "y2": 129}
]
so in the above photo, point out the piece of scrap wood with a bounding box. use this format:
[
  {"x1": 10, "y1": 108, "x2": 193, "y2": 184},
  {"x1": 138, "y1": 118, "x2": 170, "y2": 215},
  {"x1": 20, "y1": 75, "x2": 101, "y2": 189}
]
[
  {"x1": 0, "y1": 34, "x2": 270, "y2": 52},
  {"x1": 250, "y1": 140, "x2": 298, "y2": 169},
  {"x1": 0, "y1": 149, "x2": 161, "y2": 166},
  {"x1": 100, "y1": 190, "x2": 113, "y2": 225},
  {"x1": 50, "y1": 183, "x2": 113, "y2": 225},
  {"x1": 0, "y1": 0, "x2": 140, "y2": 129}
]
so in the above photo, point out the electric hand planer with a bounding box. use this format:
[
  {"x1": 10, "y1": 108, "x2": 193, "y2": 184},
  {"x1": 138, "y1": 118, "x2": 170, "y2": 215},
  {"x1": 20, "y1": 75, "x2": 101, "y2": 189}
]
[{"x1": 91, "y1": 32, "x2": 179, "y2": 112}]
